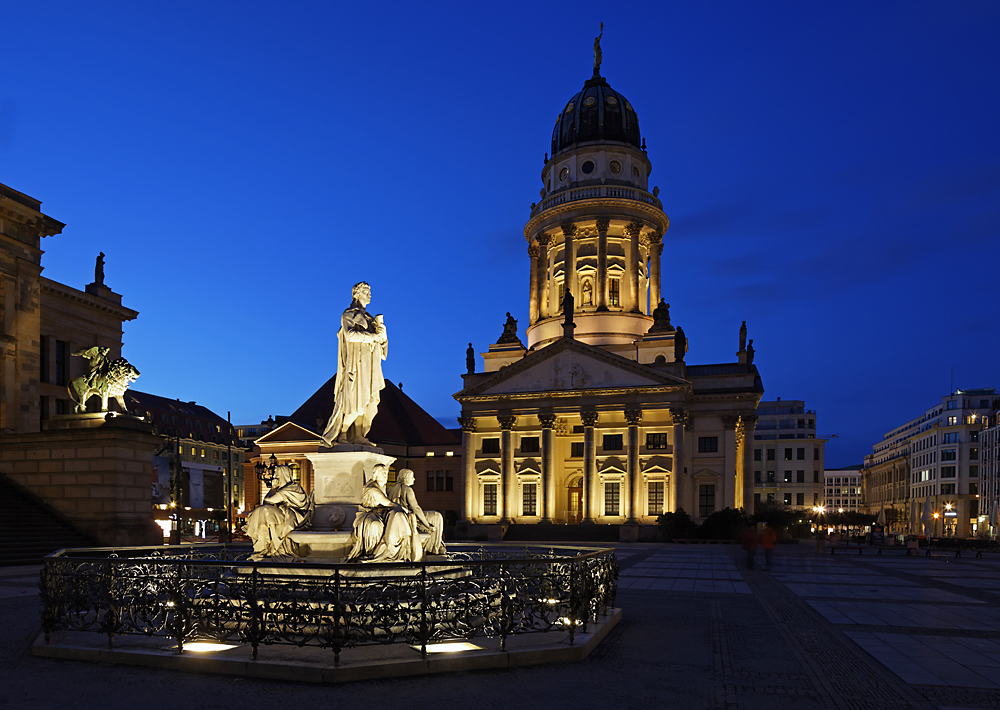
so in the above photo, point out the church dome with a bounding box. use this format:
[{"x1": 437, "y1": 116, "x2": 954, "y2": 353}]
[{"x1": 551, "y1": 74, "x2": 642, "y2": 157}]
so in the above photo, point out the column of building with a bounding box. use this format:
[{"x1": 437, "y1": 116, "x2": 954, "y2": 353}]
[
  {"x1": 722, "y1": 415, "x2": 739, "y2": 509},
  {"x1": 539, "y1": 413, "x2": 556, "y2": 523},
  {"x1": 649, "y1": 233, "x2": 663, "y2": 307},
  {"x1": 625, "y1": 221, "x2": 642, "y2": 313},
  {"x1": 499, "y1": 414, "x2": 516, "y2": 523},
  {"x1": 739, "y1": 414, "x2": 757, "y2": 512},
  {"x1": 582, "y1": 411, "x2": 599, "y2": 522},
  {"x1": 670, "y1": 408, "x2": 687, "y2": 512},
  {"x1": 460, "y1": 416, "x2": 477, "y2": 521},
  {"x1": 536, "y1": 234, "x2": 550, "y2": 321},
  {"x1": 528, "y1": 243, "x2": 539, "y2": 324},
  {"x1": 596, "y1": 217, "x2": 609, "y2": 311},
  {"x1": 562, "y1": 222, "x2": 577, "y2": 308},
  {"x1": 625, "y1": 408, "x2": 642, "y2": 522}
]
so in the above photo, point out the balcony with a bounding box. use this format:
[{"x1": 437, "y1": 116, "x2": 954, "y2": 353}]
[{"x1": 530, "y1": 185, "x2": 663, "y2": 218}]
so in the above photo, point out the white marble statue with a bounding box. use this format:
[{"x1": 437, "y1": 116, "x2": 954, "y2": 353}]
[
  {"x1": 344, "y1": 464, "x2": 412, "y2": 562},
  {"x1": 245, "y1": 464, "x2": 314, "y2": 561},
  {"x1": 322, "y1": 281, "x2": 388, "y2": 447},
  {"x1": 388, "y1": 469, "x2": 446, "y2": 559}
]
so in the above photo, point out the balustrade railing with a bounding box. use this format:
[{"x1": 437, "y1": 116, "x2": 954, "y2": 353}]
[
  {"x1": 531, "y1": 185, "x2": 662, "y2": 217},
  {"x1": 39, "y1": 543, "x2": 618, "y2": 666}
]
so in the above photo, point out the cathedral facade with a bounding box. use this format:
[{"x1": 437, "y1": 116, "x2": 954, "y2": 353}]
[{"x1": 455, "y1": 57, "x2": 763, "y2": 532}]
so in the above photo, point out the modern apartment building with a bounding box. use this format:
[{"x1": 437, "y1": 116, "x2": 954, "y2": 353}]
[
  {"x1": 752, "y1": 399, "x2": 826, "y2": 512},
  {"x1": 824, "y1": 467, "x2": 863, "y2": 513}
]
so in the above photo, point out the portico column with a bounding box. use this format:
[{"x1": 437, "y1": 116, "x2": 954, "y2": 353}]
[
  {"x1": 596, "y1": 217, "x2": 609, "y2": 311},
  {"x1": 499, "y1": 414, "x2": 516, "y2": 523},
  {"x1": 650, "y1": 235, "x2": 663, "y2": 308},
  {"x1": 740, "y1": 414, "x2": 757, "y2": 513},
  {"x1": 625, "y1": 221, "x2": 643, "y2": 313},
  {"x1": 582, "y1": 411, "x2": 599, "y2": 523},
  {"x1": 625, "y1": 409, "x2": 642, "y2": 522},
  {"x1": 539, "y1": 414, "x2": 556, "y2": 523},
  {"x1": 562, "y1": 221, "x2": 577, "y2": 305},
  {"x1": 537, "y1": 234, "x2": 551, "y2": 320},
  {"x1": 670, "y1": 407, "x2": 687, "y2": 513},
  {"x1": 460, "y1": 416, "x2": 477, "y2": 521},
  {"x1": 722, "y1": 415, "x2": 740, "y2": 509},
  {"x1": 528, "y1": 243, "x2": 540, "y2": 324}
]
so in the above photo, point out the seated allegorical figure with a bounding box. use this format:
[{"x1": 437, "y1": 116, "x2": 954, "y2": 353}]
[
  {"x1": 344, "y1": 463, "x2": 413, "y2": 563},
  {"x1": 388, "y1": 468, "x2": 446, "y2": 560},
  {"x1": 245, "y1": 464, "x2": 314, "y2": 561}
]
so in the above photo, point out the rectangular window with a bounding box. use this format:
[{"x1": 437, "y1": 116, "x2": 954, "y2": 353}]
[
  {"x1": 39, "y1": 396, "x2": 49, "y2": 424},
  {"x1": 754, "y1": 493, "x2": 761, "y2": 504},
  {"x1": 520, "y1": 436, "x2": 539, "y2": 453},
  {"x1": 646, "y1": 433, "x2": 669, "y2": 450},
  {"x1": 55, "y1": 340, "x2": 69, "y2": 386},
  {"x1": 970, "y1": 447, "x2": 979, "y2": 460},
  {"x1": 767, "y1": 492, "x2": 775, "y2": 503},
  {"x1": 605, "y1": 482, "x2": 620, "y2": 516},
  {"x1": 754, "y1": 470, "x2": 761, "y2": 484},
  {"x1": 699, "y1": 484, "x2": 716, "y2": 517},
  {"x1": 796, "y1": 492, "x2": 804, "y2": 506},
  {"x1": 522, "y1": 483, "x2": 537, "y2": 516},
  {"x1": 970, "y1": 482, "x2": 979, "y2": 495},
  {"x1": 609, "y1": 278, "x2": 620, "y2": 307},
  {"x1": 55, "y1": 399, "x2": 69, "y2": 415},
  {"x1": 796, "y1": 470, "x2": 804, "y2": 483},
  {"x1": 941, "y1": 466, "x2": 956, "y2": 478},
  {"x1": 445, "y1": 470, "x2": 454, "y2": 491},
  {"x1": 571, "y1": 442, "x2": 584, "y2": 458},
  {"x1": 796, "y1": 447, "x2": 805, "y2": 460},
  {"x1": 603, "y1": 434, "x2": 623, "y2": 451},
  {"x1": 767, "y1": 449, "x2": 775, "y2": 461},
  {"x1": 39, "y1": 336, "x2": 49, "y2": 383},
  {"x1": 814, "y1": 448, "x2": 820, "y2": 461},
  {"x1": 766, "y1": 471, "x2": 775, "y2": 483},
  {"x1": 970, "y1": 465, "x2": 979, "y2": 478},
  {"x1": 483, "y1": 484, "x2": 498, "y2": 516},
  {"x1": 970, "y1": 499, "x2": 979, "y2": 518},
  {"x1": 436, "y1": 470, "x2": 445, "y2": 491},
  {"x1": 783, "y1": 471, "x2": 792, "y2": 483},
  {"x1": 754, "y1": 448, "x2": 762, "y2": 461},
  {"x1": 942, "y1": 449, "x2": 957, "y2": 461},
  {"x1": 698, "y1": 437, "x2": 718, "y2": 453},
  {"x1": 941, "y1": 483, "x2": 956, "y2": 495},
  {"x1": 783, "y1": 493, "x2": 792, "y2": 506},
  {"x1": 947, "y1": 400, "x2": 958, "y2": 410},
  {"x1": 813, "y1": 470, "x2": 819, "y2": 483},
  {"x1": 944, "y1": 432, "x2": 959, "y2": 444},
  {"x1": 947, "y1": 416, "x2": 958, "y2": 425},
  {"x1": 784, "y1": 448, "x2": 792, "y2": 461},
  {"x1": 427, "y1": 472, "x2": 435, "y2": 492},
  {"x1": 813, "y1": 493, "x2": 819, "y2": 505},
  {"x1": 482, "y1": 438, "x2": 500, "y2": 454},
  {"x1": 647, "y1": 481, "x2": 664, "y2": 515}
]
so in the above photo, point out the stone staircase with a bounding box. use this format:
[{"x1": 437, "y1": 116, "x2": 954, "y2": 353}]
[
  {"x1": 0, "y1": 474, "x2": 94, "y2": 566},
  {"x1": 502, "y1": 523, "x2": 621, "y2": 543}
]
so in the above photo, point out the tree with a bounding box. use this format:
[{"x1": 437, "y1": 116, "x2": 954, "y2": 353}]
[
  {"x1": 657, "y1": 508, "x2": 698, "y2": 541},
  {"x1": 698, "y1": 507, "x2": 748, "y2": 541}
]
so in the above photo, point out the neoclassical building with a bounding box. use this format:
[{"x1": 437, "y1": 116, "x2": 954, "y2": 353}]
[{"x1": 455, "y1": 58, "x2": 764, "y2": 532}]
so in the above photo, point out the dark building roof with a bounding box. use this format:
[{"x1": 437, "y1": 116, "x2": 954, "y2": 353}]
[
  {"x1": 551, "y1": 73, "x2": 642, "y2": 157},
  {"x1": 289, "y1": 379, "x2": 459, "y2": 448},
  {"x1": 124, "y1": 389, "x2": 237, "y2": 445}
]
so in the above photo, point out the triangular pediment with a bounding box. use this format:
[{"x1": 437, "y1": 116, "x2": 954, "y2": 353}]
[
  {"x1": 457, "y1": 338, "x2": 689, "y2": 398},
  {"x1": 257, "y1": 421, "x2": 323, "y2": 445}
]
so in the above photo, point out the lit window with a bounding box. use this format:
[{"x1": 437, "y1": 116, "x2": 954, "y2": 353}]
[
  {"x1": 605, "y1": 482, "x2": 620, "y2": 516},
  {"x1": 648, "y1": 481, "x2": 664, "y2": 515},
  {"x1": 523, "y1": 483, "x2": 537, "y2": 516}
]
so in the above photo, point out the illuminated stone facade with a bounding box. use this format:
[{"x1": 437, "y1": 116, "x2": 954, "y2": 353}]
[{"x1": 455, "y1": 66, "x2": 764, "y2": 529}]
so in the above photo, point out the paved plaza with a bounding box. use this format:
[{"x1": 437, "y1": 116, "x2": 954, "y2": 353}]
[{"x1": 5, "y1": 543, "x2": 1000, "y2": 709}]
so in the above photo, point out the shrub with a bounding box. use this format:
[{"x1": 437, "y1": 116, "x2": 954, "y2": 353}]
[
  {"x1": 656, "y1": 508, "x2": 698, "y2": 541},
  {"x1": 698, "y1": 507, "x2": 748, "y2": 540}
]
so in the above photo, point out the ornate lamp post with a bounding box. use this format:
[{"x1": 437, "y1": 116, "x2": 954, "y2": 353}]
[{"x1": 254, "y1": 453, "x2": 278, "y2": 487}]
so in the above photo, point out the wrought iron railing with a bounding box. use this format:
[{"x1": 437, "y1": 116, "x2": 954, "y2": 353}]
[{"x1": 39, "y1": 544, "x2": 618, "y2": 666}]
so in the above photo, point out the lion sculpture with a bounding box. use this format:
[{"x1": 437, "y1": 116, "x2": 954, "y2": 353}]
[{"x1": 68, "y1": 346, "x2": 140, "y2": 414}]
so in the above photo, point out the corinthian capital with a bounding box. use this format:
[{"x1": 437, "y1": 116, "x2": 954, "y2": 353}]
[
  {"x1": 624, "y1": 220, "x2": 643, "y2": 238},
  {"x1": 581, "y1": 411, "x2": 599, "y2": 427},
  {"x1": 595, "y1": 217, "x2": 610, "y2": 233},
  {"x1": 458, "y1": 416, "x2": 477, "y2": 432},
  {"x1": 498, "y1": 414, "x2": 517, "y2": 430},
  {"x1": 669, "y1": 407, "x2": 687, "y2": 426},
  {"x1": 561, "y1": 221, "x2": 577, "y2": 237},
  {"x1": 625, "y1": 409, "x2": 643, "y2": 426},
  {"x1": 528, "y1": 243, "x2": 540, "y2": 259}
]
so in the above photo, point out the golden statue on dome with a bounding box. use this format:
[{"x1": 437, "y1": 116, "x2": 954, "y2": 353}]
[{"x1": 593, "y1": 22, "x2": 604, "y2": 76}]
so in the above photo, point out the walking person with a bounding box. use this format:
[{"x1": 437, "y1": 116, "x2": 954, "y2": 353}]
[
  {"x1": 762, "y1": 522, "x2": 777, "y2": 570},
  {"x1": 742, "y1": 522, "x2": 759, "y2": 570}
]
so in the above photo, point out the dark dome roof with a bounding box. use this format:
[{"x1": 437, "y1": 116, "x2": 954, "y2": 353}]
[{"x1": 551, "y1": 74, "x2": 641, "y2": 157}]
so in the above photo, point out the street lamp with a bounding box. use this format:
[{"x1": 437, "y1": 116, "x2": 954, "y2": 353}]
[{"x1": 254, "y1": 453, "x2": 278, "y2": 486}]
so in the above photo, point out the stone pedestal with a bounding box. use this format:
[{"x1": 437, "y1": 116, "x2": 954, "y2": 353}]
[
  {"x1": 304, "y1": 448, "x2": 395, "y2": 531},
  {"x1": 0, "y1": 414, "x2": 162, "y2": 547},
  {"x1": 619, "y1": 523, "x2": 639, "y2": 543}
]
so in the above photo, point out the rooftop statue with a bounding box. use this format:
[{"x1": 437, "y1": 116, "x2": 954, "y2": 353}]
[
  {"x1": 245, "y1": 464, "x2": 314, "y2": 561},
  {"x1": 321, "y1": 281, "x2": 388, "y2": 447},
  {"x1": 389, "y1": 468, "x2": 447, "y2": 560},
  {"x1": 466, "y1": 342, "x2": 475, "y2": 374},
  {"x1": 739, "y1": 320, "x2": 747, "y2": 352},
  {"x1": 746, "y1": 339, "x2": 755, "y2": 365},
  {"x1": 648, "y1": 299, "x2": 675, "y2": 333},
  {"x1": 593, "y1": 22, "x2": 604, "y2": 75},
  {"x1": 95, "y1": 252, "x2": 105, "y2": 286},
  {"x1": 496, "y1": 312, "x2": 522, "y2": 345},
  {"x1": 68, "y1": 346, "x2": 140, "y2": 414},
  {"x1": 345, "y1": 463, "x2": 413, "y2": 563}
]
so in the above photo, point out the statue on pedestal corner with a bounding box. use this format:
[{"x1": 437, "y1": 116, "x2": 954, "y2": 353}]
[{"x1": 322, "y1": 281, "x2": 388, "y2": 447}]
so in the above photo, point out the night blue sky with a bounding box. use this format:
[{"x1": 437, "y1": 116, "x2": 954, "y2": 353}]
[{"x1": 3, "y1": 2, "x2": 998, "y2": 467}]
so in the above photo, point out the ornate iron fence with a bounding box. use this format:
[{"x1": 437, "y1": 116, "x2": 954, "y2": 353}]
[{"x1": 39, "y1": 544, "x2": 618, "y2": 666}]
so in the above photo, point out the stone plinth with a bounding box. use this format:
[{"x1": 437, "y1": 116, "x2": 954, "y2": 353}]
[
  {"x1": 304, "y1": 449, "x2": 395, "y2": 531},
  {"x1": 0, "y1": 415, "x2": 162, "y2": 546}
]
